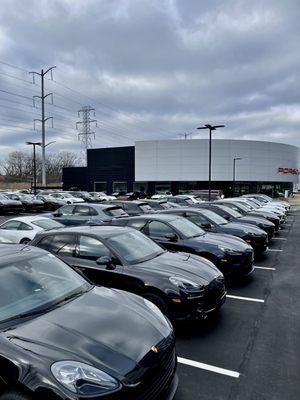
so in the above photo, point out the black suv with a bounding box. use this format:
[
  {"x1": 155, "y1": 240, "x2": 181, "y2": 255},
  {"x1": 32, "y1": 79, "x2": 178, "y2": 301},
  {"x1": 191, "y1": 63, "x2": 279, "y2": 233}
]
[
  {"x1": 112, "y1": 214, "x2": 254, "y2": 279},
  {"x1": 31, "y1": 225, "x2": 226, "y2": 321}
]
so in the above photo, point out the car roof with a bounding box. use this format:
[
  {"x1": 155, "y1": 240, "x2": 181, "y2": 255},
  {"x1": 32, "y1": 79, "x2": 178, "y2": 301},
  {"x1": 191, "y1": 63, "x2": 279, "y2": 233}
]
[
  {"x1": 123, "y1": 213, "x2": 181, "y2": 222},
  {"x1": 0, "y1": 244, "x2": 47, "y2": 264},
  {"x1": 0, "y1": 216, "x2": 51, "y2": 224},
  {"x1": 35, "y1": 225, "x2": 133, "y2": 238}
]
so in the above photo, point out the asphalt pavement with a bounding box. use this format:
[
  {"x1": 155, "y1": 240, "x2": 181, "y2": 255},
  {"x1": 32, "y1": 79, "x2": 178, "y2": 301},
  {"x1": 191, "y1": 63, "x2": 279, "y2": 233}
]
[{"x1": 174, "y1": 206, "x2": 300, "y2": 400}]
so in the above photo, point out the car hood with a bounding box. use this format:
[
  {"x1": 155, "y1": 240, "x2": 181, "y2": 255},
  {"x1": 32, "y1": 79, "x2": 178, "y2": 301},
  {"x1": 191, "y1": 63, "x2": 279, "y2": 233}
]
[
  {"x1": 0, "y1": 199, "x2": 22, "y2": 206},
  {"x1": 188, "y1": 232, "x2": 252, "y2": 251},
  {"x1": 5, "y1": 286, "x2": 172, "y2": 379},
  {"x1": 140, "y1": 251, "x2": 221, "y2": 284},
  {"x1": 238, "y1": 216, "x2": 273, "y2": 227},
  {"x1": 224, "y1": 222, "x2": 266, "y2": 236}
]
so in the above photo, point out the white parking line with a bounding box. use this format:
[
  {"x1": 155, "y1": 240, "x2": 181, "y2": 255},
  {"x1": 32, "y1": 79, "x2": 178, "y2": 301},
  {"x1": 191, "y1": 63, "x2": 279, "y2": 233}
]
[
  {"x1": 226, "y1": 294, "x2": 265, "y2": 303},
  {"x1": 178, "y1": 357, "x2": 240, "y2": 378},
  {"x1": 272, "y1": 238, "x2": 287, "y2": 241},
  {"x1": 267, "y1": 249, "x2": 283, "y2": 252},
  {"x1": 254, "y1": 266, "x2": 276, "y2": 271}
]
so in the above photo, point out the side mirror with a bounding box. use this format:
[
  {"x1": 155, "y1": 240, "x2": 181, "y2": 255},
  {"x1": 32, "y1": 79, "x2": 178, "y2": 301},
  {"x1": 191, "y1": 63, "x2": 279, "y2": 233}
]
[
  {"x1": 201, "y1": 223, "x2": 212, "y2": 230},
  {"x1": 96, "y1": 256, "x2": 115, "y2": 270},
  {"x1": 53, "y1": 212, "x2": 62, "y2": 217},
  {"x1": 165, "y1": 233, "x2": 178, "y2": 242}
]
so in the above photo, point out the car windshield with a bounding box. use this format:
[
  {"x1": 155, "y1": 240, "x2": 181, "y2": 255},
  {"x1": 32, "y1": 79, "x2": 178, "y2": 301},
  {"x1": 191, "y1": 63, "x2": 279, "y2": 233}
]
[
  {"x1": 199, "y1": 209, "x2": 228, "y2": 225},
  {"x1": 169, "y1": 217, "x2": 205, "y2": 238},
  {"x1": 236, "y1": 201, "x2": 252, "y2": 211},
  {"x1": 0, "y1": 253, "x2": 89, "y2": 324},
  {"x1": 0, "y1": 194, "x2": 8, "y2": 200},
  {"x1": 227, "y1": 202, "x2": 249, "y2": 212},
  {"x1": 105, "y1": 207, "x2": 127, "y2": 217},
  {"x1": 31, "y1": 219, "x2": 64, "y2": 230},
  {"x1": 106, "y1": 230, "x2": 164, "y2": 264},
  {"x1": 62, "y1": 193, "x2": 73, "y2": 198},
  {"x1": 217, "y1": 205, "x2": 242, "y2": 218}
]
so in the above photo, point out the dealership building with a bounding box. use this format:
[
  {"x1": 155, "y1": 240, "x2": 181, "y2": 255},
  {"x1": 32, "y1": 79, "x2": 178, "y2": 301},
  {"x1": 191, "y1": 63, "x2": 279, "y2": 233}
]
[{"x1": 63, "y1": 139, "x2": 300, "y2": 196}]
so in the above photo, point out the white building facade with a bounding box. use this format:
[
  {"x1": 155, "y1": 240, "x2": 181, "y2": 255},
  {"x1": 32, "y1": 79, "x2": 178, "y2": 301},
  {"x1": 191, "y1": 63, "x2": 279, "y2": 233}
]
[{"x1": 135, "y1": 139, "x2": 299, "y2": 195}]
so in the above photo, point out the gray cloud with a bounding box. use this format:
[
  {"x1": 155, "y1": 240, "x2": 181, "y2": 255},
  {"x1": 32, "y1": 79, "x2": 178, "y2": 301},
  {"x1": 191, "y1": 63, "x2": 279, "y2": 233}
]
[{"x1": 0, "y1": 0, "x2": 299, "y2": 158}]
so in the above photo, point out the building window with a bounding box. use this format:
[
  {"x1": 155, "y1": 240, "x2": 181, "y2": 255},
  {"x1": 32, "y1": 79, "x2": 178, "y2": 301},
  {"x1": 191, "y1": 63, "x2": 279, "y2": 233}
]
[
  {"x1": 133, "y1": 182, "x2": 148, "y2": 192},
  {"x1": 113, "y1": 181, "x2": 127, "y2": 194},
  {"x1": 178, "y1": 182, "x2": 198, "y2": 194},
  {"x1": 155, "y1": 182, "x2": 171, "y2": 194},
  {"x1": 94, "y1": 181, "x2": 107, "y2": 192}
]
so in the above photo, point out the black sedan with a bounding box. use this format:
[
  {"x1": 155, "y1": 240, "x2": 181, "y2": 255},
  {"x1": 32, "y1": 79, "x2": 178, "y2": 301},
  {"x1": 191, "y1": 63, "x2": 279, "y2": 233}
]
[
  {"x1": 0, "y1": 193, "x2": 23, "y2": 214},
  {"x1": 31, "y1": 225, "x2": 226, "y2": 321},
  {"x1": 51, "y1": 203, "x2": 128, "y2": 226},
  {"x1": 198, "y1": 203, "x2": 276, "y2": 241},
  {"x1": 0, "y1": 244, "x2": 178, "y2": 400},
  {"x1": 5, "y1": 193, "x2": 44, "y2": 212},
  {"x1": 111, "y1": 214, "x2": 254, "y2": 279},
  {"x1": 36, "y1": 194, "x2": 66, "y2": 211},
  {"x1": 160, "y1": 208, "x2": 268, "y2": 255}
]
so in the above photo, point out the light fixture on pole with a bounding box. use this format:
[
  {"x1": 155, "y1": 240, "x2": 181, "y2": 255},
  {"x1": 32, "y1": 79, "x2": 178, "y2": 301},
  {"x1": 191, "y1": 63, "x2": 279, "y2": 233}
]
[
  {"x1": 197, "y1": 124, "x2": 225, "y2": 201},
  {"x1": 26, "y1": 141, "x2": 42, "y2": 195},
  {"x1": 233, "y1": 157, "x2": 242, "y2": 196}
]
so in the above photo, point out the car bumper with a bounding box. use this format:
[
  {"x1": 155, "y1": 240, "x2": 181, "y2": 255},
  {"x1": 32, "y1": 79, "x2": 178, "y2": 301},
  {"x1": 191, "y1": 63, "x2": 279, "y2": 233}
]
[{"x1": 219, "y1": 251, "x2": 254, "y2": 278}]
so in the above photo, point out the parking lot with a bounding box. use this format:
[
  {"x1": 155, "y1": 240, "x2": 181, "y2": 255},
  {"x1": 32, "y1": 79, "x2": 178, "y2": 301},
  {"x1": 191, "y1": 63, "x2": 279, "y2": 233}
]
[
  {"x1": 174, "y1": 206, "x2": 300, "y2": 400},
  {"x1": 0, "y1": 206, "x2": 299, "y2": 400}
]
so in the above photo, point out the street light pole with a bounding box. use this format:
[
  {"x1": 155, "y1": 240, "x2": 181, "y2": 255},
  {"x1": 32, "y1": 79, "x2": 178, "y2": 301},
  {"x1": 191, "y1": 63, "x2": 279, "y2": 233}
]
[
  {"x1": 197, "y1": 124, "x2": 225, "y2": 201},
  {"x1": 26, "y1": 142, "x2": 42, "y2": 195},
  {"x1": 233, "y1": 157, "x2": 242, "y2": 196}
]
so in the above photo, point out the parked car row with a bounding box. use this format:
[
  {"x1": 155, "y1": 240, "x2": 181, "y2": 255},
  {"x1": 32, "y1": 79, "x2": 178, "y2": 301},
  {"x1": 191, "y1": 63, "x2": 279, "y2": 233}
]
[{"x1": 0, "y1": 192, "x2": 289, "y2": 399}]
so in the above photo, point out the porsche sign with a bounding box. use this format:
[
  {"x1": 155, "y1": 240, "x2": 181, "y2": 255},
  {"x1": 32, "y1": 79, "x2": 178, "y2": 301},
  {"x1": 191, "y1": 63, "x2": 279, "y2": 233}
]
[{"x1": 278, "y1": 167, "x2": 299, "y2": 175}]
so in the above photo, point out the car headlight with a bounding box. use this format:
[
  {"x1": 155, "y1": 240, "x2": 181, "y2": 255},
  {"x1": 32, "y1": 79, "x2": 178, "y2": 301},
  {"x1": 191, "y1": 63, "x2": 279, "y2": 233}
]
[
  {"x1": 169, "y1": 276, "x2": 203, "y2": 291},
  {"x1": 51, "y1": 361, "x2": 121, "y2": 395},
  {"x1": 219, "y1": 246, "x2": 241, "y2": 255}
]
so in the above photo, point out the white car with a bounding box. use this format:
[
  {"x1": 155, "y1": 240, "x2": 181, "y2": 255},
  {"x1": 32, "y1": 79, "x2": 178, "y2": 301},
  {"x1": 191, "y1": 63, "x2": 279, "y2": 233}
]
[
  {"x1": 48, "y1": 193, "x2": 85, "y2": 204},
  {"x1": 89, "y1": 192, "x2": 116, "y2": 201},
  {"x1": 0, "y1": 216, "x2": 64, "y2": 244}
]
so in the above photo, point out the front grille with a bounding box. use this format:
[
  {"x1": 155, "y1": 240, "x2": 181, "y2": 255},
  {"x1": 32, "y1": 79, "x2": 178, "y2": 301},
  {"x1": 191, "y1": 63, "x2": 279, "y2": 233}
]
[
  {"x1": 202, "y1": 277, "x2": 226, "y2": 310},
  {"x1": 122, "y1": 333, "x2": 176, "y2": 400}
]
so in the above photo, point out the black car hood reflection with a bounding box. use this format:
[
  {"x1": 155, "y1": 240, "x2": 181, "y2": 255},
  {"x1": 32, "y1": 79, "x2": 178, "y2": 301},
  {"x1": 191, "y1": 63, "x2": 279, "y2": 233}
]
[
  {"x1": 137, "y1": 251, "x2": 220, "y2": 283},
  {"x1": 191, "y1": 232, "x2": 251, "y2": 251},
  {"x1": 217, "y1": 222, "x2": 266, "y2": 235},
  {"x1": 5, "y1": 286, "x2": 171, "y2": 379}
]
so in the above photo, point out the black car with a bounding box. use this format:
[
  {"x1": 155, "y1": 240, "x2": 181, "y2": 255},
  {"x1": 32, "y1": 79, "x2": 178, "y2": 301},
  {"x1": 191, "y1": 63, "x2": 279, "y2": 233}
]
[
  {"x1": 68, "y1": 191, "x2": 95, "y2": 202},
  {"x1": 31, "y1": 225, "x2": 226, "y2": 320},
  {"x1": 215, "y1": 200, "x2": 281, "y2": 231},
  {"x1": 51, "y1": 203, "x2": 128, "y2": 226},
  {"x1": 0, "y1": 244, "x2": 178, "y2": 400},
  {"x1": 111, "y1": 214, "x2": 254, "y2": 279},
  {"x1": 160, "y1": 208, "x2": 268, "y2": 255},
  {"x1": 109, "y1": 200, "x2": 155, "y2": 216},
  {"x1": 198, "y1": 203, "x2": 276, "y2": 241},
  {"x1": 36, "y1": 194, "x2": 66, "y2": 211},
  {"x1": 0, "y1": 194, "x2": 23, "y2": 214},
  {"x1": 5, "y1": 193, "x2": 44, "y2": 213}
]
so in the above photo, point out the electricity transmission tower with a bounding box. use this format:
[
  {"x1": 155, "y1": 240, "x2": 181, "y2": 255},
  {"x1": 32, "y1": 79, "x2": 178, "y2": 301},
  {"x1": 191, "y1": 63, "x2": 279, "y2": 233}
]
[
  {"x1": 29, "y1": 66, "x2": 56, "y2": 186},
  {"x1": 178, "y1": 133, "x2": 193, "y2": 140},
  {"x1": 76, "y1": 106, "x2": 97, "y2": 162}
]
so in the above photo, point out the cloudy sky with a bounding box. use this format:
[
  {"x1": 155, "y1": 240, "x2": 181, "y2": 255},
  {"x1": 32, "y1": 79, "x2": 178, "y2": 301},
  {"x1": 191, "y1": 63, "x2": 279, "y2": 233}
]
[{"x1": 0, "y1": 0, "x2": 299, "y2": 159}]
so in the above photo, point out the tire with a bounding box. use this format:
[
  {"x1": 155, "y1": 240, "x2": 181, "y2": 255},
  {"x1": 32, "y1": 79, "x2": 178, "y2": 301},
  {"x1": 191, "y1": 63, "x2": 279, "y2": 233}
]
[
  {"x1": 143, "y1": 292, "x2": 170, "y2": 317},
  {"x1": 20, "y1": 238, "x2": 31, "y2": 245},
  {"x1": 0, "y1": 389, "x2": 33, "y2": 400}
]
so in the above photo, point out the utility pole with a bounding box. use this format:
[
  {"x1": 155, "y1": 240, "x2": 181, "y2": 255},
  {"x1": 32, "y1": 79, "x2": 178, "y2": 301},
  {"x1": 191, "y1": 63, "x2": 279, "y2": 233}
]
[
  {"x1": 26, "y1": 141, "x2": 41, "y2": 195},
  {"x1": 29, "y1": 66, "x2": 56, "y2": 186},
  {"x1": 197, "y1": 124, "x2": 225, "y2": 202},
  {"x1": 178, "y1": 133, "x2": 193, "y2": 140},
  {"x1": 76, "y1": 106, "x2": 97, "y2": 163}
]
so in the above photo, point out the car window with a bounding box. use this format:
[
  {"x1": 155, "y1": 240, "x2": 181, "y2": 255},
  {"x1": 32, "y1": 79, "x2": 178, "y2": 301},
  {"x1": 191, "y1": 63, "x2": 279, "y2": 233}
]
[
  {"x1": 36, "y1": 236, "x2": 55, "y2": 251},
  {"x1": 186, "y1": 212, "x2": 207, "y2": 225},
  {"x1": 59, "y1": 205, "x2": 75, "y2": 215},
  {"x1": 78, "y1": 235, "x2": 111, "y2": 260},
  {"x1": 105, "y1": 207, "x2": 127, "y2": 217},
  {"x1": 31, "y1": 219, "x2": 64, "y2": 230},
  {"x1": 126, "y1": 219, "x2": 147, "y2": 230},
  {"x1": 19, "y1": 222, "x2": 33, "y2": 231},
  {"x1": 88, "y1": 207, "x2": 98, "y2": 216},
  {"x1": 0, "y1": 220, "x2": 22, "y2": 230},
  {"x1": 46, "y1": 234, "x2": 76, "y2": 257},
  {"x1": 73, "y1": 205, "x2": 90, "y2": 216},
  {"x1": 148, "y1": 221, "x2": 174, "y2": 237}
]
